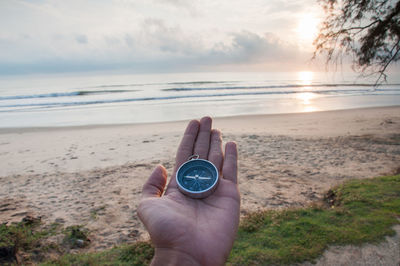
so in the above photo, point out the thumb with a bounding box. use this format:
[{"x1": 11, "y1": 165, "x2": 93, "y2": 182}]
[{"x1": 142, "y1": 165, "x2": 168, "y2": 198}]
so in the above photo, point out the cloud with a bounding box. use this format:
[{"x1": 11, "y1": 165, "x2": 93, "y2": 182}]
[
  {"x1": 152, "y1": 0, "x2": 199, "y2": 15},
  {"x1": 0, "y1": 27, "x2": 306, "y2": 74},
  {"x1": 199, "y1": 31, "x2": 304, "y2": 68},
  {"x1": 226, "y1": 31, "x2": 299, "y2": 62},
  {"x1": 153, "y1": 0, "x2": 192, "y2": 8},
  {"x1": 75, "y1": 34, "x2": 88, "y2": 44},
  {"x1": 0, "y1": 0, "x2": 316, "y2": 74},
  {"x1": 139, "y1": 18, "x2": 204, "y2": 56}
]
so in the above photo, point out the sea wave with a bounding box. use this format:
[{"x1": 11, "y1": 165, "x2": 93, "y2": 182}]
[
  {"x1": 1, "y1": 87, "x2": 399, "y2": 110},
  {"x1": 82, "y1": 81, "x2": 229, "y2": 89},
  {"x1": 2, "y1": 83, "x2": 399, "y2": 101},
  {"x1": 0, "y1": 89, "x2": 138, "y2": 101},
  {"x1": 162, "y1": 83, "x2": 400, "y2": 91},
  {"x1": 167, "y1": 81, "x2": 231, "y2": 85}
]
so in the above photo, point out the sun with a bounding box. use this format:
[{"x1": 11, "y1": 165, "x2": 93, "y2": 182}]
[
  {"x1": 298, "y1": 71, "x2": 313, "y2": 85},
  {"x1": 296, "y1": 16, "x2": 319, "y2": 42}
]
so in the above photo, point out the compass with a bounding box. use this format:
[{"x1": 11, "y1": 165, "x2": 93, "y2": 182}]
[{"x1": 176, "y1": 155, "x2": 219, "y2": 199}]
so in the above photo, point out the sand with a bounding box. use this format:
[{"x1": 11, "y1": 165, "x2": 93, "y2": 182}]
[{"x1": 1, "y1": 106, "x2": 400, "y2": 260}]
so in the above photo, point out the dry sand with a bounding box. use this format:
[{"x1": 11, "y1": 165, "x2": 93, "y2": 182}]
[{"x1": 0, "y1": 106, "x2": 399, "y2": 262}]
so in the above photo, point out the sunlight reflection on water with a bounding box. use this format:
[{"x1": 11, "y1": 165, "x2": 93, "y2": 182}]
[
  {"x1": 296, "y1": 92, "x2": 319, "y2": 112},
  {"x1": 296, "y1": 71, "x2": 318, "y2": 112}
]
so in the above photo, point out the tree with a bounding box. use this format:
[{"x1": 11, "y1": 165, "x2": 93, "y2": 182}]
[{"x1": 313, "y1": 0, "x2": 400, "y2": 83}]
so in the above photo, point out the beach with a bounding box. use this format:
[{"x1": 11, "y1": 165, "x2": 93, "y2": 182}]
[{"x1": 0, "y1": 106, "x2": 400, "y2": 251}]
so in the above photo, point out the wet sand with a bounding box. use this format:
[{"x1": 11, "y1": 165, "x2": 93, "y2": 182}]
[{"x1": 0, "y1": 106, "x2": 399, "y2": 252}]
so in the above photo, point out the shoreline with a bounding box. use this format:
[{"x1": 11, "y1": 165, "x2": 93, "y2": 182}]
[
  {"x1": 1, "y1": 105, "x2": 399, "y2": 251},
  {"x1": 1, "y1": 105, "x2": 399, "y2": 177},
  {"x1": 0, "y1": 105, "x2": 399, "y2": 134}
]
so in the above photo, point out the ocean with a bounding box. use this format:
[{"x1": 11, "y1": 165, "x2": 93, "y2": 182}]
[{"x1": 0, "y1": 71, "x2": 399, "y2": 128}]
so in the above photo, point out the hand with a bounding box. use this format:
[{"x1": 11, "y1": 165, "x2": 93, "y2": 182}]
[{"x1": 138, "y1": 117, "x2": 240, "y2": 266}]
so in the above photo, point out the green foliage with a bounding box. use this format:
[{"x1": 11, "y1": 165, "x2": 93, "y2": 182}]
[
  {"x1": 2, "y1": 175, "x2": 399, "y2": 265},
  {"x1": 228, "y1": 175, "x2": 400, "y2": 265},
  {"x1": 0, "y1": 218, "x2": 59, "y2": 264},
  {"x1": 42, "y1": 242, "x2": 154, "y2": 266},
  {"x1": 63, "y1": 225, "x2": 90, "y2": 248},
  {"x1": 0, "y1": 218, "x2": 48, "y2": 251},
  {"x1": 90, "y1": 205, "x2": 106, "y2": 220},
  {"x1": 314, "y1": 0, "x2": 400, "y2": 83}
]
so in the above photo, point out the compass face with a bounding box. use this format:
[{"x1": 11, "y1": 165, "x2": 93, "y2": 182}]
[{"x1": 176, "y1": 159, "x2": 219, "y2": 198}]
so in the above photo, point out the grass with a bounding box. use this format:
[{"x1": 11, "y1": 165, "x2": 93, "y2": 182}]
[
  {"x1": 41, "y1": 242, "x2": 154, "y2": 266},
  {"x1": 90, "y1": 205, "x2": 106, "y2": 220},
  {"x1": 0, "y1": 217, "x2": 60, "y2": 264},
  {"x1": 0, "y1": 219, "x2": 153, "y2": 265},
  {"x1": 1, "y1": 174, "x2": 399, "y2": 265},
  {"x1": 227, "y1": 174, "x2": 400, "y2": 265},
  {"x1": 62, "y1": 225, "x2": 90, "y2": 248}
]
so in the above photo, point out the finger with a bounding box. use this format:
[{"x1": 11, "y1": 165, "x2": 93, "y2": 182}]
[
  {"x1": 222, "y1": 142, "x2": 238, "y2": 184},
  {"x1": 175, "y1": 119, "x2": 200, "y2": 169},
  {"x1": 193, "y1": 117, "x2": 212, "y2": 159},
  {"x1": 207, "y1": 129, "x2": 223, "y2": 172},
  {"x1": 166, "y1": 119, "x2": 200, "y2": 193},
  {"x1": 142, "y1": 165, "x2": 168, "y2": 198}
]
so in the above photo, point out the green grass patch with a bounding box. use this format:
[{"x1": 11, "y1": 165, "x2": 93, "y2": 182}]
[
  {"x1": 41, "y1": 242, "x2": 154, "y2": 266},
  {"x1": 0, "y1": 217, "x2": 60, "y2": 264},
  {"x1": 228, "y1": 175, "x2": 400, "y2": 265},
  {"x1": 90, "y1": 205, "x2": 106, "y2": 220},
  {"x1": 62, "y1": 225, "x2": 90, "y2": 249},
  {"x1": 2, "y1": 175, "x2": 399, "y2": 265}
]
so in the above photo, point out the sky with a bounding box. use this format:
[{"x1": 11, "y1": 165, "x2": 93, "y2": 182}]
[{"x1": 0, "y1": 0, "x2": 324, "y2": 75}]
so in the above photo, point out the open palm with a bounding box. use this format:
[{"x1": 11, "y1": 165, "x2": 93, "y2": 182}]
[{"x1": 138, "y1": 117, "x2": 240, "y2": 266}]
